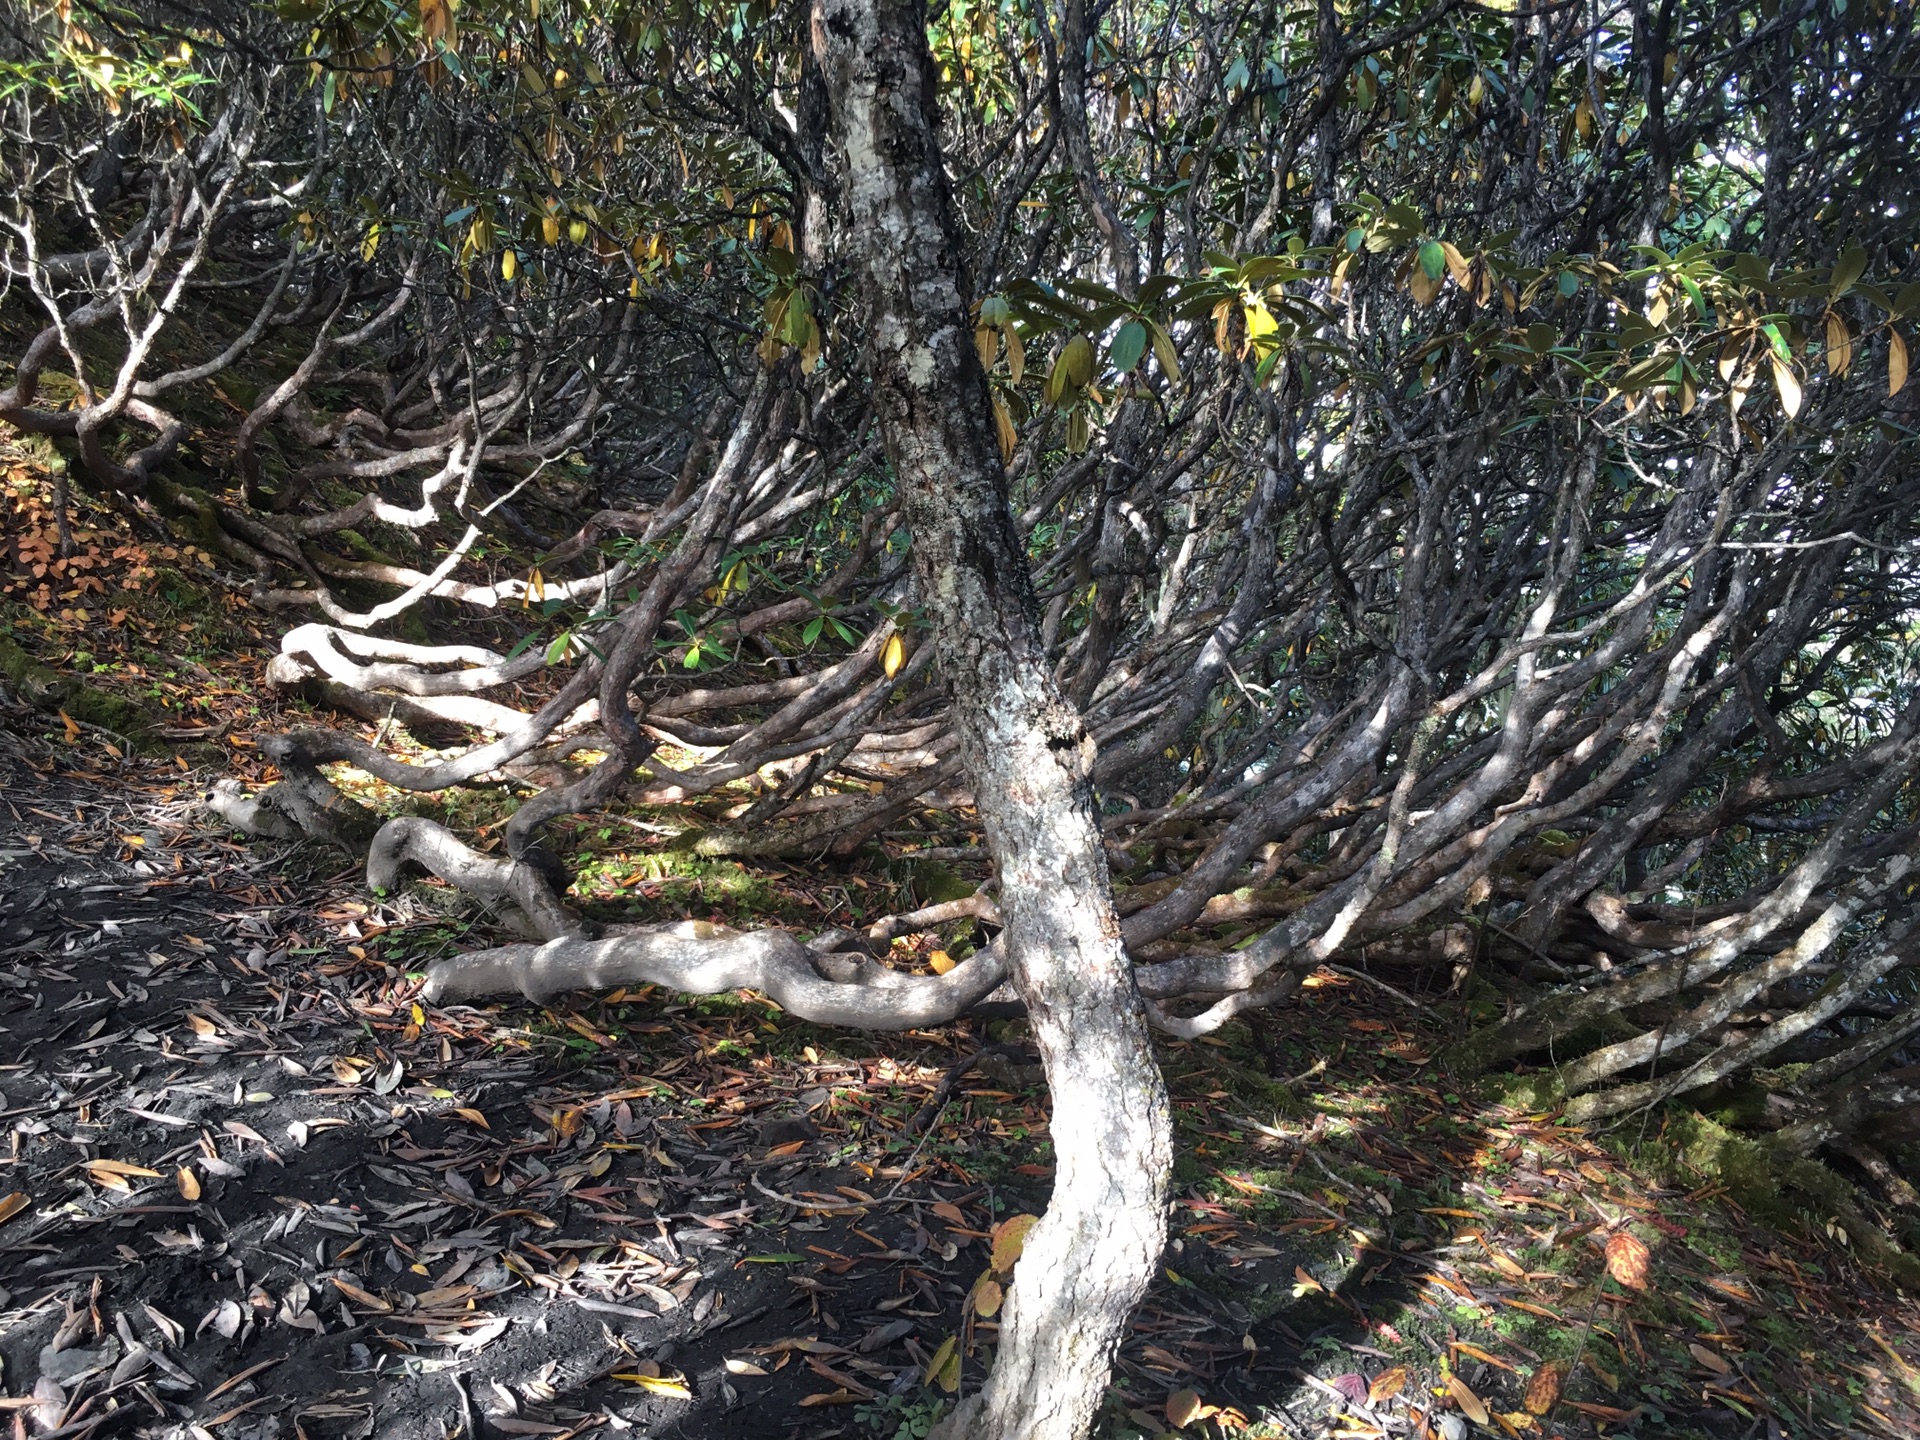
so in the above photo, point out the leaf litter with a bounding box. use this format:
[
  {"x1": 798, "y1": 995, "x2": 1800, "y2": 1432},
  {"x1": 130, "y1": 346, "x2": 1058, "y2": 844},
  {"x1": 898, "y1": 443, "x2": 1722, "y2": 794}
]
[{"x1": 0, "y1": 715, "x2": 1916, "y2": 1439}]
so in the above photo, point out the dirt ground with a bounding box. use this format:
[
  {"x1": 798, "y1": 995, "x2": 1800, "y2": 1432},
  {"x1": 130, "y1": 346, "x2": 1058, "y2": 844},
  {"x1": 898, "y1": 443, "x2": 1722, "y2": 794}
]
[{"x1": 4, "y1": 714, "x2": 1920, "y2": 1440}]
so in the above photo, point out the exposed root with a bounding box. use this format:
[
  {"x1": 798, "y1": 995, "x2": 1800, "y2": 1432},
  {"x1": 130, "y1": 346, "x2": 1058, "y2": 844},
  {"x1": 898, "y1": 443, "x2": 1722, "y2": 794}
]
[
  {"x1": 420, "y1": 923, "x2": 1010, "y2": 1026},
  {"x1": 366, "y1": 816, "x2": 581, "y2": 940}
]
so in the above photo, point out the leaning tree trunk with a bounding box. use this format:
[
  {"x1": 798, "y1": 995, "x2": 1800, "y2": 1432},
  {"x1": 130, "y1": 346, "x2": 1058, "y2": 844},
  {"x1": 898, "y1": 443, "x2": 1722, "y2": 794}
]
[{"x1": 811, "y1": 4, "x2": 1175, "y2": 1437}]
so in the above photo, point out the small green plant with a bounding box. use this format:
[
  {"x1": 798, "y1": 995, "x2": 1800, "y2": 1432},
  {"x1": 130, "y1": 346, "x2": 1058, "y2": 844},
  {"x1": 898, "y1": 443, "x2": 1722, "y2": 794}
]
[{"x1": 853, "y1": 1392, "x2": 946, "y2": 1439}]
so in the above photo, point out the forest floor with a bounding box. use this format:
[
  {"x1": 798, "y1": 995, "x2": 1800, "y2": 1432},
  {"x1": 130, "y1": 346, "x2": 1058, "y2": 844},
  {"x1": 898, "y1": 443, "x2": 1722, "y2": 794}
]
[
  {"x1": 5, "y1": 447, "x2": 1920, "y2": 1440},
  {"x1": 4, "y1": 724, "x2": 1920, "y2": 1440}
]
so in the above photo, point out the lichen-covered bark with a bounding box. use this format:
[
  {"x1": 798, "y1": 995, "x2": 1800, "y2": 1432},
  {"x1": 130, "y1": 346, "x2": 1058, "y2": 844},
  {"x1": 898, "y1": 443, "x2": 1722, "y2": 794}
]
[{"x1": 811, "y1": 4, "x2": 1173, "y2": 1436}]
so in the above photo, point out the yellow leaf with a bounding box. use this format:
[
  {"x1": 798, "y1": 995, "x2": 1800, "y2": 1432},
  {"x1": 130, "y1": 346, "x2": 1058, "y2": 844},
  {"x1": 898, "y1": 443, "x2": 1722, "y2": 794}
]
[
  {"x1": 725, "y1": 1358, "x2": 768, "y2": 1376},
  {"x1": 975, "y1": 326, "x2": 999, "y2": 368},
  {"x1": 1005, "y1": 324, "x2": 1025, "y2": 384},
  {"x1": 614, "y1": 1371, "x2": 692, "y2": 1399},
  {"x1": 881, "y1": 633, "x2": 905, "y2": 680},
  {"x1": 1449, "y1": 1374, "x2": 1490, "y2": 1425},
  {"x1": 990, "y1": 1214, "x2": 1039, "y2": 1272},
  {"x1": 501, "y1": 249, "x2": 518, "y2": 281},
  {"x1": 1892, "y1": 328, "x2": 1909, "y2": 397},
  {"x1": 1769, "y1": 354, "x2": 1802, "y2": 417},
  {"x1": 924, "y1": 1334, "x2": 961, "y2": 1393},
  {"x1": 1369, "y1": 1367, "x2": 1408, "y2": 1405},
  {"x1": 990, "y1": 391, "x2": 1018, "y2": 462},
  {"x1": 176, "y1": 1166, "x2": 200, "y2": 1201},
  {"x1": 928, "y1": 950, "x2": 955, "y2": 974},
  {"x1": 969, "y1": 1275, "x2": 1003, "y2": 1317},
  {"x1": 1826, "y1": 312, "x2": 1852, "y2": 376}
]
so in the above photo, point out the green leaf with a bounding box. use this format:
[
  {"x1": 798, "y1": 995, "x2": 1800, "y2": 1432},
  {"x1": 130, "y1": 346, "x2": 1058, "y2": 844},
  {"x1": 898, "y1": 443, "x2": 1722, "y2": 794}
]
[
  {"x1": 1147, "y1": 319, "x2": 1182, "y2": 385},
  {"x1": 803, "y1": 616, "x2": 824, "y2": 645},
  {"x1": 1109, "y1": 319, "x2": 1147, "y2": 374},
  {"x1": 1829, "y1": 243, "x2": 1868, "y2": 299},
  {"x1": 544, "y1": 633, "x2": 571, "y2": 665},
  {"x1": 1417, "y1": 241, "x2": 1447, "y2": 281}
]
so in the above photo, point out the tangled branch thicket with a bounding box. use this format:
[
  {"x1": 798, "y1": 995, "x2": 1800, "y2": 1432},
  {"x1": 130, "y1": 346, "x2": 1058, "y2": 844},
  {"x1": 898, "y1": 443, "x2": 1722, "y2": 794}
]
[{"x1": 5, "y1": 0, "x2": 1919, "y2": 1162}]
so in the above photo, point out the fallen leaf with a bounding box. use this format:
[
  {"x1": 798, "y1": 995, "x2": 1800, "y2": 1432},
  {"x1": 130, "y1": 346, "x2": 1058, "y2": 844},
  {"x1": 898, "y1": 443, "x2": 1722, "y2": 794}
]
[
  {"x1": 0, "y1": 1192, "x2": 28, "y2": 1225},
  {"x1": 990, "y1": 1214, "x2": 1039, "y2": 1272},
  {"x1": 1166, "y1": 1388, "x2": 1217, "y2": 1428},
  {"x1": 176, "y1": 1167, "x2": 200, "y2": 1201},
  {"x1": 931, "y1": 1201, "x2": 965, "y2": 1225},
  {"x1": 1369, "y1": 1366, "x2": 1408, "y2": 1405},
  {"x1": 1689, "y1": 1343, "x2": 1732, "y2": 1375},
  {"x1": 83, "y1": 1159, "x2": 162, "y2": 1179},
  {"x1": 614, "y1": 1370, "x2": 692, "y2": 1399},
  {"x1": 798, "y1": 1391, "x2": 858, "y2": 1406},
  {"x1": 1523, "y1": 1359, "x2": 1565, "y2": 1415},
  {"x1": 332, "y1": 1278, "x2": 392, "y2": 1312},
  {"x1": 1605, "y1": 1230, "x2": 1650, "y2": 1290},
  {"x1": 928, "y1": 950, "x2": 956, "y2": 974},
  {"x1": 725, "y1": 1358, "x2": 768, "y2": 1377},
  {"x1": 1448, "y1": 1374, "x2": 1490, "y2": 1425}
]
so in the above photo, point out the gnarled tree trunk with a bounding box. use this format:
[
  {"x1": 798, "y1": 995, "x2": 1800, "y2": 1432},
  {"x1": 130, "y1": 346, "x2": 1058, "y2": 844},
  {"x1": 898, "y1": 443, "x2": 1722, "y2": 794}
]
[{"x1": 811, "y1": 2, "x2": 1174, "y2": 1436}]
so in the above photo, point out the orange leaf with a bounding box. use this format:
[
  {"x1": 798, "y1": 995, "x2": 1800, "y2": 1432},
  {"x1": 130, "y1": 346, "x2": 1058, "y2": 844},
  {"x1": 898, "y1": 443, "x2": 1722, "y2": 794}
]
[
  {"x1": 1523, "y1": 1360, "x2": 1565, "y2": 1415},
  {"x1": 931, "y1": 1201, "x2": 965, "y2": 1225},
  {"x1": 1454, "y1": 1341, "x2": 1516, "y2": 1372},
  {"x1": 1605, "y1": 1230, "x2": 1650, "y2": 1290},
  {"x1": 1166, "y1": 1389, "x2": 1216, "y2": 1428},
  {"x1": 1368, "y1": 1366, "x2": 1408, "y2": 1405},
  {"x1": 0, "y1": 1192, "x2": 27, "y2": 1225}
]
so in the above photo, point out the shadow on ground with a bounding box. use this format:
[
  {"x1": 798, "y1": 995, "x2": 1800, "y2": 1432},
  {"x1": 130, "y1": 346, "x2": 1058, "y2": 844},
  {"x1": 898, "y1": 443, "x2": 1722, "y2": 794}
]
[{"x1": 2, "y1": 734, "x2": 1916, "y2": 1440}]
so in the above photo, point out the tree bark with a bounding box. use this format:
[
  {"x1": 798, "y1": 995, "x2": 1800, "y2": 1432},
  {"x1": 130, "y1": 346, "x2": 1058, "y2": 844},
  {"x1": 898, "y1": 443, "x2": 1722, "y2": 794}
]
[{"x1": 810, "y1": 4, "x2": 1174, "y2": 1437}]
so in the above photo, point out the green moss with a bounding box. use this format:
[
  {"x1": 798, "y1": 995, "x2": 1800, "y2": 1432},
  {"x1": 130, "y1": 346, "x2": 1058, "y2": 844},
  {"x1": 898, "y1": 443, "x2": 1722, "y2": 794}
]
[
  {"x1": 0, "y1": 633, "x2": 70, "y2": 707},
  {"x1": 63, "y1": 685, "x2": 155, "y2": 744},
  {"x1": 1642, "y1": 1111, "x2": 1920, "y2": 1290},
  {"x1": 908, "y1": 858, "x2": 977, "y2": 906}
]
